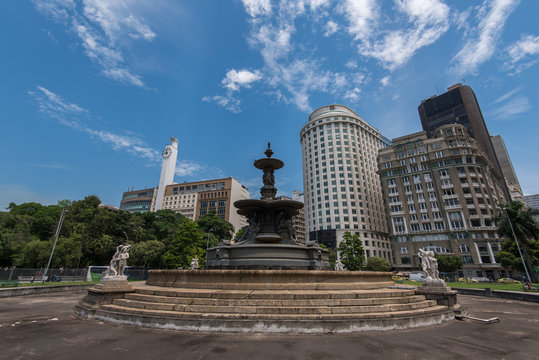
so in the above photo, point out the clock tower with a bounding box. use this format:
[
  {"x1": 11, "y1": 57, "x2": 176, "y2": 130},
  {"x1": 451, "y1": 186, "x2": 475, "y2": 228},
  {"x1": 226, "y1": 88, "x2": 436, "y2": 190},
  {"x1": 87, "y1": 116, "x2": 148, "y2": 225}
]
[{"x1": 154, "y1": 137, "x2": 178, "y2": 211}]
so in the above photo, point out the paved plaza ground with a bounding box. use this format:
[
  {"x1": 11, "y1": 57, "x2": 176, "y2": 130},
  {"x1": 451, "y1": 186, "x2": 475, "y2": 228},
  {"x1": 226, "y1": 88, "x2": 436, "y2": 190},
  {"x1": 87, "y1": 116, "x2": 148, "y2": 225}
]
[{"x1": 1, "y1": 290, "x2": 538, "y2": 360}]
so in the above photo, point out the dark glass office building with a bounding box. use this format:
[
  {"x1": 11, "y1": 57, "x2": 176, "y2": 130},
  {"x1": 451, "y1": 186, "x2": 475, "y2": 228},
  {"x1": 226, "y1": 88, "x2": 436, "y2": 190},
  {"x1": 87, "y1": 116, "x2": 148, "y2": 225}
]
[{"x1": 418, "y1": 84, "x2": 507, "y2": 197}]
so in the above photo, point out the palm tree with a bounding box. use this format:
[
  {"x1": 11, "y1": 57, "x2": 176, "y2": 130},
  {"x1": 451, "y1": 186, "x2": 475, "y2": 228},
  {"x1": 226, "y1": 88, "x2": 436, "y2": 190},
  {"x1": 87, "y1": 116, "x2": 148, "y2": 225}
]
[{"x1": 495, "y1": 201, "x2": 539, "y2": 282}]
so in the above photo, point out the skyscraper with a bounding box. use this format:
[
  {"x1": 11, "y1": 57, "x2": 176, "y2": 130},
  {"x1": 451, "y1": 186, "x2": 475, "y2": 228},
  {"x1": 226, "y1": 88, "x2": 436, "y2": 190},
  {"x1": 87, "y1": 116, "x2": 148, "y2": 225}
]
[
  {"x1": 377, "y1": 124, "x2": 508, "y2": 279},
  {"x1": 300, "y1": 105, "x2": 392, "y2": 262},
  {"x1": 154, "y1": 137, "x2": 179, "y2": 211},
  {"x1": 418, "y1": 84, "x2": 504, "y2": 186},
  {"x1": 491, "y1": 135, "x2": 524, "y2": 202}
]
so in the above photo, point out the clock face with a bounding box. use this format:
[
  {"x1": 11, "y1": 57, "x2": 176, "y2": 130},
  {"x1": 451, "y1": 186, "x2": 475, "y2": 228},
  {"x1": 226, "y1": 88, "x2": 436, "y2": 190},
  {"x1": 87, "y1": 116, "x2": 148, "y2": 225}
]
[{"x1": 161, "y1": 146, "x2": 172, "y2": 159}]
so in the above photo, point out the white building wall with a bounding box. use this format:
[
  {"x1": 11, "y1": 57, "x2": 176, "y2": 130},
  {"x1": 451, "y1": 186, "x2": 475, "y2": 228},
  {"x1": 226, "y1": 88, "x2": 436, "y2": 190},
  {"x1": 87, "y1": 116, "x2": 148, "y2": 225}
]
[
  {"x1": 300, "y1": 105, "x2": 392, "y2": 260},
  {"x1": 229, "y1": 178, "x2": 250, "y2": 233}
]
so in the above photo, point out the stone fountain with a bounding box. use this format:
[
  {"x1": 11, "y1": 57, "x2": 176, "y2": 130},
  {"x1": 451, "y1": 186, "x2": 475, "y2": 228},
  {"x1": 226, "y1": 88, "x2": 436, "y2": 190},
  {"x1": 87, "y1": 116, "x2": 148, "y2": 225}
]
[
  {"x1": 205, "y1": 143, "x2": 330, "y2": 270},
  {"x1": 74, "y1": 144, "x2": 460, "y2": 333}
]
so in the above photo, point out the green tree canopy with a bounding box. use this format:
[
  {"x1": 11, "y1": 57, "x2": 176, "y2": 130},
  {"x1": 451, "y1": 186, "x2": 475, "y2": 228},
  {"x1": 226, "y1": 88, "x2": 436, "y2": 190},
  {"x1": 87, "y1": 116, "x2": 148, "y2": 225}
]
[
  {"x1": 495, "y1": 201, "x2": 539, "y2": 281},
  {"x1": 163, "y1": 221, "x2": 205, "y2": 269},
  {"x1": 434, "y1": 254, "x2": 463, "y2": 273},
  {"x1": 365, "y1": 256, "x2": 392, "y2": 272},
  {"x1": 337, "y1": 232, "x2": 365, "y2": 271},
  {"x1": 129, "y1": 240, "x2": 166, "y2": 268},
  {"x1": 197, "y1": 211, "x2": 235, "y2": 240}
]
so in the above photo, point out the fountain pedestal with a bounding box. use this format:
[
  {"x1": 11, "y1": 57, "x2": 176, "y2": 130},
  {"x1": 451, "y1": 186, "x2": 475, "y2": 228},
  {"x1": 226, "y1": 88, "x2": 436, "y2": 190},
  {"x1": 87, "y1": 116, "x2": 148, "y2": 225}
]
[{"x1": 206, "y1": 144, "x2": 330, "y2": 270}]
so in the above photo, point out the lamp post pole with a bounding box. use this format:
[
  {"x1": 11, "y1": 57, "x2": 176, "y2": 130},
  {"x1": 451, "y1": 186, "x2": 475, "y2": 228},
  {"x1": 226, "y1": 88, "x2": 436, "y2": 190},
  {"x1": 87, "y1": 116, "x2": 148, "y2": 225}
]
[
  {"x1": 205, "y1": 229, "x2": 214, "y2": 268},
  {"x1": 42, "y1": 208, "x2": 66, "y2": 284},
  {"x1": 503, "y1": 207, "x2": 533, "y2": 284}
]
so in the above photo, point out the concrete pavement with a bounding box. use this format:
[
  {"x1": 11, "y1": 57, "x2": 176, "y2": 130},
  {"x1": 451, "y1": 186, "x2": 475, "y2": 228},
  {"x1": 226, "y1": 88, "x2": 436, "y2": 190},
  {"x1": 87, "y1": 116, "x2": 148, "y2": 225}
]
[{"x1": 1, "y1": 291, "x2": 538, "y2": 360}]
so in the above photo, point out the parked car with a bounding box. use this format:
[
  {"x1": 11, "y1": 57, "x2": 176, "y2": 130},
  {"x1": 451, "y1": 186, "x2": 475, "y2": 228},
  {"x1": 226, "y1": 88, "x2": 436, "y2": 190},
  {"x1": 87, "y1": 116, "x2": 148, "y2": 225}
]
[
  {"x1": 457, "y1": 277, "x2": 478, "y2": 283},
  {"x1": 513, "y1": 275, "x2": 527, "y2": 282},
  {"x1": 392, "y1": 275, "x2": 404, "y2": 281},
  {"x1": 497, "y1": 278, "x2": 521, "y2": 284},
  {"x1": 409, "y1": 273, "x2": 426, "y2": 282}
]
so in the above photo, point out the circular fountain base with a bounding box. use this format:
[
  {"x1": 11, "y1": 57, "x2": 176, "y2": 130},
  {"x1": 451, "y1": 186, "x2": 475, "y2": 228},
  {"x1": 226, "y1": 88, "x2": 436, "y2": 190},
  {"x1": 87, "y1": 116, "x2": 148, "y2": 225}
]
[
  {"x1": 205, "y1": 243, "x2": 331, "y2": 270},
  {"x1": 74, "y1": 270, "x2": 459, "y2": 333}
]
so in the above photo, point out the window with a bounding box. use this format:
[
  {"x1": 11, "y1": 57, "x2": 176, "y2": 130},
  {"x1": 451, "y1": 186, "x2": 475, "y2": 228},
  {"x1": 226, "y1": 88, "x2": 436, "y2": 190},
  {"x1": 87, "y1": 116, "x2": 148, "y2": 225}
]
[
  {"x1": 459, "y1": 244, "x2": 470, "y2": 252},
  {"x1": 400, "y1": 247, "x2": 409, "y2": 254}
]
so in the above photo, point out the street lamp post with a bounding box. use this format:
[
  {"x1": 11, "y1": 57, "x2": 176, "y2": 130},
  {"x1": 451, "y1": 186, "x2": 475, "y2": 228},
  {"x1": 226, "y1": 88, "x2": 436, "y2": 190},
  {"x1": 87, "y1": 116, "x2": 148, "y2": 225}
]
[
  {"x1": 503, "y1": 207, "x2": 533, "y2": 284},
  {"x1": 42, "y1": 208, "x2": 66, "y2": 284},
  {"x1": 205, "y1": 229, "x2": 214, "y2": 268}
]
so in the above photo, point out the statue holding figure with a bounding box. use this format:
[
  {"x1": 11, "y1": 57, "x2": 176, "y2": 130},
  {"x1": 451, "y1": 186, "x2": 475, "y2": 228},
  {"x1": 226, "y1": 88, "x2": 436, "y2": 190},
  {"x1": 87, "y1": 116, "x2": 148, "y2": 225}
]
[
  {"x1": 189, "y1": 256, "x2": 200, "y2": 270},
  {"x1": 105, "y1": 245, "x2": 131, "y2": 278},
  {"x1": 418, "y1": 249, "x2": 441, "y2": 282}
]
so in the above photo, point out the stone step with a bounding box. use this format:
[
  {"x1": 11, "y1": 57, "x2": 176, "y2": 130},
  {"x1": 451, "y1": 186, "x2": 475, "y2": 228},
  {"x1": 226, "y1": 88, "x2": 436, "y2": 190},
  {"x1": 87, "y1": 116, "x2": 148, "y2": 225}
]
[
  {"x1": 124, "y1": 292, "x2": 428, "y2": 307},
  {"x1": 100, "y1": 303, "x2": 448, "y2": 321},
  {"x1": 134, "y1": 286, "x2": 417, "y2": 300},
  {"x1": 112, "y1": 298, "x2": 437, "y2": 315}
]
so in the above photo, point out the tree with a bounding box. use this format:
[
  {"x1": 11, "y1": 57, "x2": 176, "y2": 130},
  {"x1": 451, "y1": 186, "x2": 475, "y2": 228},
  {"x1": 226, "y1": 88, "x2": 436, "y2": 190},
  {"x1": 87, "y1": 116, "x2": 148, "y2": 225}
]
[
  {"x1": 337, "y1": 232, "x2": 365, "y2": 271},
  {"x1": 319, "y1": 243, "x2": 336, "y2": 269},
  {"x1": 495, "y1": 201, "x2": 539, "y2": 281},
  {"x1": 197, "y1": 212, "x2": 235, "y2": 240},
  {"x1": 496, "y1": 239, "x2": 538, "y2": 274},
  {"x1": 163, "y1": 221, "x2": 205, "y2": 269},
  {"x1": 434, "y1": 254, "x2": 463, "y2": 273},
  {"x1": 130, "y1": 240, "x2": 166, "y2": 268},
  {"x1": 366, "y1": 256, "x2": 392, "y2": 272}
]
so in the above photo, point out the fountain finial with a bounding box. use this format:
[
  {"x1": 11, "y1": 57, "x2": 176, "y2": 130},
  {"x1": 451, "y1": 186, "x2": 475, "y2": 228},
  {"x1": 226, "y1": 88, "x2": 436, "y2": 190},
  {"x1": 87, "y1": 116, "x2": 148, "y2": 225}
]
[{"x1": 265, "y1": 142, "x2": 273, "y2": 158}]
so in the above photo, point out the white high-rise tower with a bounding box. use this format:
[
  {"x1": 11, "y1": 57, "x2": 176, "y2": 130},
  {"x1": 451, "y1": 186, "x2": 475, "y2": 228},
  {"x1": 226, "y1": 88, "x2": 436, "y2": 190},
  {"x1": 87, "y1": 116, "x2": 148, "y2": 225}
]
[{"x1": 154, "y1": 137, "x2": 179, "y2": 211}]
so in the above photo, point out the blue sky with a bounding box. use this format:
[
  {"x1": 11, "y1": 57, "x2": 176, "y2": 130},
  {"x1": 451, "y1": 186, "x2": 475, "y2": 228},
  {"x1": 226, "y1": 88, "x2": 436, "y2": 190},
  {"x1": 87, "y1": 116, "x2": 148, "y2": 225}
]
[{"x1": 1, "y1": 0, "x2": 538, "y2": 209}]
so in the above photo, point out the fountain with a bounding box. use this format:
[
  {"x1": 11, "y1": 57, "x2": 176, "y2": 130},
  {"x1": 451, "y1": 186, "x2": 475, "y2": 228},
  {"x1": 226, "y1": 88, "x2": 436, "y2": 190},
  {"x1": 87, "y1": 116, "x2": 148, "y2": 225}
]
[
  {"x1": 205, "y1": 143, "x2": 330, "y2": 270},
  {"x1": 74, "y1": 144, "x2": 460, "y2": 333}
]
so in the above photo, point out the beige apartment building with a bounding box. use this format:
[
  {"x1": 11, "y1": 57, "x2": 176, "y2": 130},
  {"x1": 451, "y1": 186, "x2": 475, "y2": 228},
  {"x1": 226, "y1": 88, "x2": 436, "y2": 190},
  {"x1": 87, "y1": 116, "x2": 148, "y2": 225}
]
[
  {"x1": 378, "y1": 124, "x2": 509, "y2": 279},
  {"x1": 162, "y1": 177, "x2": 249, "y2": 233}
]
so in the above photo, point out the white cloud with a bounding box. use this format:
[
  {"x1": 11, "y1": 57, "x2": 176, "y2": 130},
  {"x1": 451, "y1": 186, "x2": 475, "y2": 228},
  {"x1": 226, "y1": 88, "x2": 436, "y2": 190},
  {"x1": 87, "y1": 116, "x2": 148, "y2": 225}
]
[
  {"x1": 30, "y1": 86, "x2": 160, "y2": 161},
  {"x1": 202, "y1": 95, "x2": 242, "y2": 113},
  {"x1": 504, "y1": 33, "x2": 539, "y2": 74},
  {"x1": 489, "y1": 96, "x2": 530, "y2": 121},
  {"x1": 242, "y1": 0, "x2": 272, "y2": 18},
  {"x1": 31, "y1": 0, "x2": 75, "y2": 24},
  {"x1": 490, "y1": 87, "x2": 522, "y2": 105},
  {"x1": 33, "y1": 0, "x2": 156, "y2": 87},
  {"x1": 451, "y1": 0, "x2": 520, "y2": 76},
  {"x1": 324, "y1": 20, "x2": 338, "y2": 37},
  {"x1": 487, "y1": 87, "x2": 530, "y2": 121},
  {"x1": 341, "y1": 0, "x2": 379, "y2": 42},
  {"x1": 357, "y1": 0, "x2": 450, "y2": 70},
  {"x1": 175, "y1": 161, "x2": 204, "y2": 177},
  {"x1": 380, "y1": 76, "x2": 390, "y2": 87},
  {"x1": 345, "y1": 60, "x2": 357, "y2": 69},
  {"x1": 83, "y1": 0, "x2": 156, "y2": 41},
  {"x1": 222, "y1": 69, "x2": 262, "y2": 91},
  {"x1": 344, "y1": 87, "x2": 361, "y2": 101}
]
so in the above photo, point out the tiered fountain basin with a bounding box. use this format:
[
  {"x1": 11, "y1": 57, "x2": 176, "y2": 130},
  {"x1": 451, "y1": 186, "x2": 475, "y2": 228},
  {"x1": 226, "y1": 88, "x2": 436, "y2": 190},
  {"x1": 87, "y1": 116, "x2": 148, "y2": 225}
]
[{"x1": 74, "y1": 269, "x2": 459, "y2": 333}]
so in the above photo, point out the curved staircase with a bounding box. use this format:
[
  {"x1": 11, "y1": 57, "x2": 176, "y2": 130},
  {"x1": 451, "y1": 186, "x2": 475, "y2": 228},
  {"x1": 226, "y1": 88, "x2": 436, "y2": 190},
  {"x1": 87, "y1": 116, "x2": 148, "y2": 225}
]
[{"x1": 75, "y1": 270, "x2": 457, "y2": 333}]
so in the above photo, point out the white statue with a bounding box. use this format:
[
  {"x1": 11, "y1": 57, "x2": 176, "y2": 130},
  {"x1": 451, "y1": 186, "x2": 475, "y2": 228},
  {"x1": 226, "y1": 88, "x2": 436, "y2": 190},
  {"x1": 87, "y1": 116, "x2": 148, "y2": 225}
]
[
  {"x1": 418, "y1": 249, "x2": 441, "y2": 282},
  {"x1": 189, "y1": 256, "x2": 200, "y2": 270},
  {"x1": 105, "y1": 245, "x2": 131, "y2": 278},
  {"x1": 334, "y1": 259, "x2": 345, "y2": 271}
]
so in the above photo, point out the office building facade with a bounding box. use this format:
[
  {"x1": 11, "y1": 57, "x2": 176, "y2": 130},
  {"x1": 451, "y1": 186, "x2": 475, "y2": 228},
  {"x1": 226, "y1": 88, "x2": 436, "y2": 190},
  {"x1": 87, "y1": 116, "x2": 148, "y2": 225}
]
[
  {"x1": 161, "y1": 177, "x2": 249, "y2": 233},
  {"x1": 418, "y1": 84, "x2": 505, "y2": 189},
  {"x1": 119, "y1": 188, "x2": 157, "y2": 213},
  {"x1": 491, "y1": 135, "x2": 524, "y2": 202},
  {"x1": 300, "y1": 104, "x2": 392, "y2": 262},
  {"x1": 378, "y1": 124, "x2": 508, "y2": 279}
]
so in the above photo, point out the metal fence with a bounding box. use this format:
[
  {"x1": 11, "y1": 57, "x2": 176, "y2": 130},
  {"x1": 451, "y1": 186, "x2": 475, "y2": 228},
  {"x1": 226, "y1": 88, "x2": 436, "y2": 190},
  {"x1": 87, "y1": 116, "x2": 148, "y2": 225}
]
[{"x1": 0, "y1": 267, "x2": 148, "y2": 282}]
